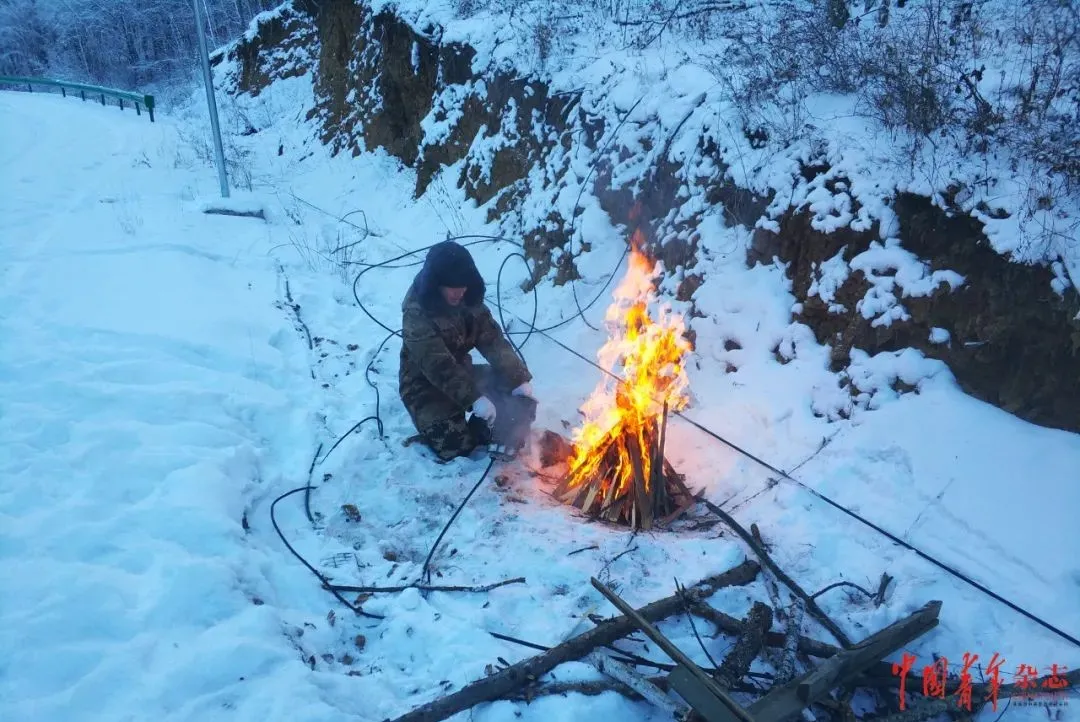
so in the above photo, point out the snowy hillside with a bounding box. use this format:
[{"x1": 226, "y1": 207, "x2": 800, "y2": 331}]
[{"x1": 3, "y1": 1, "x2": 1080, "y2": 720}]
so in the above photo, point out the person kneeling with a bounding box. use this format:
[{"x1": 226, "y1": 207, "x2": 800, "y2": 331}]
[{"x1": 398, "y1": 241, "x2": 536, "y2": 462}]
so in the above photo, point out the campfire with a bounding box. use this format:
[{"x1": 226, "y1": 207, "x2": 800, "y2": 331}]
[{"x1": 552, "y1": 231, "x2": 696, "y2": 530}]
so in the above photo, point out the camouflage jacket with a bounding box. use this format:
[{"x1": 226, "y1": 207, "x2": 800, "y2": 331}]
[{"x1": 399, "y1": 279, "x2": 531, "y2": 432}]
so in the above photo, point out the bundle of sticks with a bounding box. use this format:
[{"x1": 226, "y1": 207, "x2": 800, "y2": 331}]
[{"x1": 551, "y1": 404, "x2": 694, "y2": 530}]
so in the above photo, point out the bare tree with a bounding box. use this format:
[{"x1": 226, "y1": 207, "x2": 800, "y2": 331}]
[{"x1": 0, "y1": 0, "x2": 278, "y2": 94}]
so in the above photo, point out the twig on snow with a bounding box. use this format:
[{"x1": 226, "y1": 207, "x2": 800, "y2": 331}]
[
  {"x1": 325, "y1": 577, "x2": 525, "y2": 594},
  {"x1": 568, "y1": 544, "x2": 600, "y2": 556}
]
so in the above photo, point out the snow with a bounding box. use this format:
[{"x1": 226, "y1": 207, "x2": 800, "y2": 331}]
[
  {"x1": 846, "y1": 241, "x2": 966, "y2": 328},
  {"x1": 1, "y1": 91, "x2": 334, "y2": 720},
  {"x1": 807, "y1": 249, "x2": 850, "y2": 312},
  {"x1": 3, "y1": 36, "x2": 1080, "y2": 722},
  {"x1": 929, "y1": 327, "x2": 951, "y2": 345}
]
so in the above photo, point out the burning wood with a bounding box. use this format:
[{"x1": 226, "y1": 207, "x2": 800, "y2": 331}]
[{"x1": 552, "y1": 235, "x2": 695, "y2": 530}]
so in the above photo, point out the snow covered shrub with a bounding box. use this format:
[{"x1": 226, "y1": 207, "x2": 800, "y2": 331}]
[
  {"x1": 454, "y1": 0, "x2": 484, "y2": 16},
  {"x1": 857, "y1": 2, "x2": 973, "y2": 138},
  {"x1": 708, "y1": 0, "x2": 1077, "y2": 205},
  {"x1": 999, "y1": 0, "x2": 1080, "y2": 191}
]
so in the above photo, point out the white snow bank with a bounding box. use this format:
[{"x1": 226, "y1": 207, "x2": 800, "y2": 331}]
[{"x1": 0, "y1": 92, "x2": 340, "y2": 722}]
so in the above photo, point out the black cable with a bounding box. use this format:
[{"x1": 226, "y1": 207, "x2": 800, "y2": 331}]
[
  {"x1": 562, "y1": 94, "x2": 646, "y2": 332},
  {"x1": 494, "y1": 250, "x2": 537, "y2": 359},
  {"x1": 269, "y1": 485, "x2": 384, "y2": 620},
  {"x1": 318, "y1": 415, "x2": 382, "y2": 469},
  {"x1": 420, "y1": 457, "x2": 497, "y2": 584},
  {"x1": 303, "y1": 442, "x2": 323, "y2": 525}
]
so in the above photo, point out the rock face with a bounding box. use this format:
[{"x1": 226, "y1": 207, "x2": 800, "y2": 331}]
[
  {"x1": 222, "y1": 2, "x2": 1080, "y2": 435},
  {"x1": 750, "y1": 193, "x2": 1080, "y2": 433}
]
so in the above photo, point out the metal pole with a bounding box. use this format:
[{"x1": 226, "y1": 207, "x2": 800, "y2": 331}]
[{"x1": 192, "y1": 0, "x2": 229, "y2": 198}]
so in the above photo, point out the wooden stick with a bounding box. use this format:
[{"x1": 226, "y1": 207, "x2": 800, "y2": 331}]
[
  {"x1": 385, "y1": 560, "x2": 760, "y2": 722},
  {"x1": 703, "y1": 499, "x2": 854, "y2": 648},
  {"x1": 584, "y1": 651, "x2": 691, "y2": 718},
  {"x1": 591, "y1": 577, "x2": 755, "y2": 722},
  {"x1": 691, "y1": 603, "x2": 840, "y2": 660},
  {"x1": 667, "y1": 459, "x2": 695, "y2": 504},
  {"x1": 690, "y1": 602, "x2": 908, "y2": 682},
  {"x1": 796, "y1": 600, "x2": 941, "y2": 702},
  {"x1": 653, "y1": 404, "x2": 669, "y2": 517},
  {"x1": 715, "y1": 601, "x2": 773, "y2": 690},
  {"x1": 776, "y1": 597, "x2": 805, "y2": 684},
  {"x1": 626, "y1": 432, "x2": 653, "y2": 530},
  {"x1": 657, "y1": 492, "x2": 699, "y2": 528}
]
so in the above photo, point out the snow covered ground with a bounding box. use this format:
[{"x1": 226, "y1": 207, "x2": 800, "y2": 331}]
[{"x1": 2, "y1": 76, "x2": 1079, "y2": 722}]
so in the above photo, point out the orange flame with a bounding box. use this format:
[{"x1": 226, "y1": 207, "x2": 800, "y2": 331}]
[{"x1": 564, "y1": 229, "x2": 692, "y2": 498}]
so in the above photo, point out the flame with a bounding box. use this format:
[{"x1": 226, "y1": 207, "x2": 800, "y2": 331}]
[{"x1": 564, "y1": 228, "x2": 692, "y2": 499}]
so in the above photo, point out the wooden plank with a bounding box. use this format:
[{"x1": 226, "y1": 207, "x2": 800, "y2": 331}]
[
  {"x1": 625, "y1": 433, "x2": 653, "y2": 530},
  {"x1": 652, "y1": 405, "x2": 669, "y2": 516},
  {"x1": 747, "y1": 601, "x2": 942, "y2": 722},
  {"x1": 586, "y1": 651, "x2": 691, "y2": 719},
  {"x1": 582, "y1": 482, "x2": 601, "y2": 514},
  {"x1": 669, "y1": 665, "x2": 742, "y2": 722},
  {"x1": 657, "y1": 494, "x2": 697, "y2": 528},
  {"x1": 552, "y1": 471, "x2": 572, "y2": 497},
  {"x1": 795, "y1": 600, "x2": 941, "y2": 702},
  {"x1": 591, "y1": 577, "x2": 756, "y2": 722}
]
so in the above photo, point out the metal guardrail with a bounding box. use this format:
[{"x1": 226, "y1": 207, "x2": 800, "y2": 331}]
[{"x1": 0, "y1": 75, "x2": 155, "y2": 121}]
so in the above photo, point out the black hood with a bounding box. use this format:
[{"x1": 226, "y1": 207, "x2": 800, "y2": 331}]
[{"x1": 413, "y1": 241, "x2": 486, "y2": 313}]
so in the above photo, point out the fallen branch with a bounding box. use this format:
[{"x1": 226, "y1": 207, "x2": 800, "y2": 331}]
[
  {"x1": 386, "y1": 559, "x2": 760, "y2": 722},
  {"x1": 492, "y1": 630, "x2": 732, "y2": 678},
  {"x1": 690, "y1": 602, "x2": 896, "y2": 677},
  {"x1": 703, "y1": 499, "x2": 853, "y2": 648},
  {"x1": 715, "y1": 601, "x2": 773, "y2": 690},
  {"x1": 325, "y1": 577, "x2": 525, "y2": 594},
  {"x1": 567, "y1": 545, "x2": 599, "y2": 556},
  {"x1": 776, "y1": 597, "x2": 805, "y2": 684}
]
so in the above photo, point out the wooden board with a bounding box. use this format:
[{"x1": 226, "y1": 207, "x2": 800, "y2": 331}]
[
  {"x1": 748, "y1": 600, "x2": 942, "y2": 722},
  {"x1": 591, "y1": 577, "x2": 756, "y2": 722}
]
